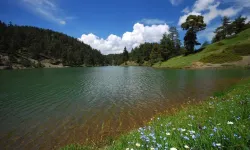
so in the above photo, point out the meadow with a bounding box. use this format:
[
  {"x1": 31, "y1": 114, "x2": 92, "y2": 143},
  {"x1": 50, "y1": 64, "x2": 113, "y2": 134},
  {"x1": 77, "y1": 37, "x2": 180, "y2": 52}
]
[{"x1": 153, "y1": 28, "x2": 250, "y2": 68}]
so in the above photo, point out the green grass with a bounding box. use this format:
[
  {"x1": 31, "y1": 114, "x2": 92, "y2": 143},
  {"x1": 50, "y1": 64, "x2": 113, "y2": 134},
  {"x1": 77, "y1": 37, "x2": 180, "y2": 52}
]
[
  {"x1": 153, "y1": 28, "x2": 250, "y2": 68},
  {"x1": 62, "y1": 78, "x2": 250, "y2": 150}
]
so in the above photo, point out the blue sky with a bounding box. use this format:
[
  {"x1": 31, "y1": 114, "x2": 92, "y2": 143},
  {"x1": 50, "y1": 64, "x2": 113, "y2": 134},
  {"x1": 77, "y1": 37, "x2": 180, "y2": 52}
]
[{"x1": 0, "y1": 0, "x2": 249, "y2": 54}]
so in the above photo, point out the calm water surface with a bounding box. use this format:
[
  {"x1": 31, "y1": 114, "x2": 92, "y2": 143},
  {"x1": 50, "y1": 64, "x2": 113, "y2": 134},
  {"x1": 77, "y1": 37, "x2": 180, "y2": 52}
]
[{"x1": 0, "y1": 67, "x2": 250, "y2": 149}]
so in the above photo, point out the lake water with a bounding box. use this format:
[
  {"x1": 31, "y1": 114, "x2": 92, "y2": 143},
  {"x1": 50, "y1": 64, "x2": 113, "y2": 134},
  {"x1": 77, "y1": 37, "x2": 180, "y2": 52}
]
[{"x1": 0, "y1": 67, "x2": 250, "y2": 149}]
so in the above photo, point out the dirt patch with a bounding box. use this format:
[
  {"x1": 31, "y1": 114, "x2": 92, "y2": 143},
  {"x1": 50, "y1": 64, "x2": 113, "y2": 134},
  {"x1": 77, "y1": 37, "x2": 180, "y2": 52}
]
[{"x1": 190, "y1": 56, "x2": 250, "y2": 69}]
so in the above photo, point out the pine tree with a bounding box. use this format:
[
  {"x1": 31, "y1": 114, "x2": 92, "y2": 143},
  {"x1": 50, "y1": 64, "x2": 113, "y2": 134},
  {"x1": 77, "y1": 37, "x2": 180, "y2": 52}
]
[
  {"x1": 150, "y1": 44, "x2": 162, "y2": 64},
  {"x1": 123, "y1": 47, "x2": 129, "y2": 63},
  {"x1": 181, "y1": 15, "x2": 206, "y2": 54}
]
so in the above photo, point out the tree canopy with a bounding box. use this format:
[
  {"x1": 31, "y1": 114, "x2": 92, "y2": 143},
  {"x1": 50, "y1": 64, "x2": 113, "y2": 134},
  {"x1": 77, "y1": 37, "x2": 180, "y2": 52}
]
[{"x1": 181, "y1": 15, "x2": 206, "y2": 55}]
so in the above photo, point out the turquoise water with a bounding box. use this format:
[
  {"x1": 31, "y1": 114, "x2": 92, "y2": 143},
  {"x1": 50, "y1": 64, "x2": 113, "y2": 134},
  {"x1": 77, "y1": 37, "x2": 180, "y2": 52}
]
[{"x1": 0, "y1": 67, "x2": 249, "y2": 149}]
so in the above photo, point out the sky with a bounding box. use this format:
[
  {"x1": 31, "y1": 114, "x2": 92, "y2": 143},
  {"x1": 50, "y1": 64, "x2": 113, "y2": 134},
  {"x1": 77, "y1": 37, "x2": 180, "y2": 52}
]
[{"x1": 0, "y1": 0, "x2": 250, "y2": 54}]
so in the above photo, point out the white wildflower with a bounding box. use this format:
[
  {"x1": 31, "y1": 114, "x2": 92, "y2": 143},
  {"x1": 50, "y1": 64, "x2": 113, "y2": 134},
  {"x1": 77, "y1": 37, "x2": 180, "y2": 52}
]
[
  {"x1": 166, "y1": 132, "x2": 171, "y2": 136},
  {"x1": 184, "y1": 145, "x2": 190, "y2": 149},
  {"x1": 227, "y1": 121, "x2": 234, "y2": 125},
  {"x1": 136, "y1": 143, "x2": 140, "y2": 147},
  {"x1": 170, "y1": 148, "x2": 177, "y2": 150}
]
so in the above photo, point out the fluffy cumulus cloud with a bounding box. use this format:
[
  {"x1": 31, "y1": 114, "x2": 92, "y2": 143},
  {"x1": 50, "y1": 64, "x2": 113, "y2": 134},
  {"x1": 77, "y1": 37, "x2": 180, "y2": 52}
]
[
  {"x1": 78, "y1": 23, "x2": 169, "y2": 54},
  {"x1": 178, "y1": 0, "x2": 241, "y2": 25}
]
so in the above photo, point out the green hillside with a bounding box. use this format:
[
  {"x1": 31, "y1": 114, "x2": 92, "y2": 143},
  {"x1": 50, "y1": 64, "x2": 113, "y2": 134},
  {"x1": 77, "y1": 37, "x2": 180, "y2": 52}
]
[{"x1": 153, "y1": 28, "x2": 250, "y2": 68}]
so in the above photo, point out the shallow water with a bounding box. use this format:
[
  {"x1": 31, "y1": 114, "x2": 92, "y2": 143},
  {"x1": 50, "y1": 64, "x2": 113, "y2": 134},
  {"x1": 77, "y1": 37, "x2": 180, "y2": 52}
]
[{"x1": 0, "y1": 67, "x2": 249, "y2": 149}]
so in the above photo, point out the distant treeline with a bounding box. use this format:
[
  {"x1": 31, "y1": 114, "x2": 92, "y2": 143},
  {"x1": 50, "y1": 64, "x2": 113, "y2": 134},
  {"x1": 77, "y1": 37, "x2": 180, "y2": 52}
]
[{"x1": 107, "y1": 27, "x2": 184, "y2": 66}]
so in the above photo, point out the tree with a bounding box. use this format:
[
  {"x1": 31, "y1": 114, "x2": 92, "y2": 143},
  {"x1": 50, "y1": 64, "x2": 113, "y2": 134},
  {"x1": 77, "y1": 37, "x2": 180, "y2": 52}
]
[
  {"x1": 221, "y1": 16, "x2": 232, "y2": 37},
  {"x1": 160, "y1": 33, "x2": 175, "y2": 60},
  {"x1": 169, "y1": 26, "x2": 181, "y2": 56},
  {"x1": 181, "y1": 15, "x2": 206, "y2": 55},
  {"x1": 122, "y1": 47, "x2": 129, "y2": 63},
  {"x1": 232, "y1": 15, "x2": 247, "y2": 34},
  {"x1": 213, "y1": 16, "x2": 233, "y2": 43},
  {"x1": 150, "y1": 44, "x2": 162, "y2": 65},
  {"x1": 212, "y1": 16, "x2": 248, "y2": 43}
]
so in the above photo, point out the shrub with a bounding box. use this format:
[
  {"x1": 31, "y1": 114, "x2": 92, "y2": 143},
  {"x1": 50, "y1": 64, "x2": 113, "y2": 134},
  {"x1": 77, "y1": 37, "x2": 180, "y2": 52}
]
[
  {"x1": 232, "y1": 43, "x2": 250, "y2": 56},
  {"x1": 216, "y1": 42, "x2": 225, "y2": 46},
  {"x1": 201, "y1": 51, "x2": 242, "y2": 64}
]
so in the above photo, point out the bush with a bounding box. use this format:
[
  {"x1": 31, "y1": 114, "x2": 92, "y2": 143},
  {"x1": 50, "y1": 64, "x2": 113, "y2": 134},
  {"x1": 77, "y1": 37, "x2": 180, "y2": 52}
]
[
  {"x1": 20, "y1": 59, "x2": 32, "y2": 67},
  {"x1": 232, "y1": 43, "x2": 250, "y2": 56},
  {"x1": 201, "y1": 51, "x2": 242, "y2": 64},
  {"x1": 216, "y1": 42, "x2": 225, "y2": 46}
]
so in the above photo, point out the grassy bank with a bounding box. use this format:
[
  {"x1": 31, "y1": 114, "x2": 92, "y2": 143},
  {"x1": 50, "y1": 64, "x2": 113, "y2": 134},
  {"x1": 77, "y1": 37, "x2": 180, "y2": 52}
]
[
  {"x1": 62, "y1": 78, "x2": 250, "y2": 150},
  {"x1": 153, "y1": 28, "x2": 250, "y2": 68}
]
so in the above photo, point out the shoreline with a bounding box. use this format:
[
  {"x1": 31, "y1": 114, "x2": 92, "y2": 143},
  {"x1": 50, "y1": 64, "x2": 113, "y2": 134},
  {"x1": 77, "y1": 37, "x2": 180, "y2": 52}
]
[
  {"x1": 1, "y1": 64, "x2": 249, "y2": 70},
  {"x1": 62, "y1": 78, "x2": 250, "y2": 150}
]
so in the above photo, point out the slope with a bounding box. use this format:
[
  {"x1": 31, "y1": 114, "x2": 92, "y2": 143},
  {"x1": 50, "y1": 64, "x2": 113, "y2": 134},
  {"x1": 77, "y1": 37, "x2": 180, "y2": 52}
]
[{"x1": 153, "y1": 28, "x2": 250, "y2": 69}]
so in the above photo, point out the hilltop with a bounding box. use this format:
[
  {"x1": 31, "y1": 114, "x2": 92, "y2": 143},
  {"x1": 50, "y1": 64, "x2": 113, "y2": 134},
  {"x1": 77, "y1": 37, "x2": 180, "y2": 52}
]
[
  {"x1": 153, "y1": 28, "x2": 250, "y2": 69},
  {"x1": 0, "y1": 21, "x2": 106, "y2": 69}
]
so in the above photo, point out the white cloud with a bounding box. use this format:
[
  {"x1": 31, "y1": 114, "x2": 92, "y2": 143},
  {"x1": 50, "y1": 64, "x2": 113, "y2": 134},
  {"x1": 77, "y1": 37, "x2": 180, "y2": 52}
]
[
  {"x1": 139, "y1": 19, "x2": 166, "y2": 25},
  {"x1": 193, "y1": 0, "x2": 215, "y2": 12},
  {"x1": 198, "y1": 23, "x2": 220, "y2": 41},
  {"x1": 182, "y1": 7, "x2": 190, "y2": 13},
  {"x1": 169, "y1": 0, "x2": 183, "y2": 6},
  {"x1": 78, "y1": 23, "x2": 170, "y2": 54},
  {"x1": 203, "y1": 2, "x2": 241, "y2": 24},
  {"x1": 178, "y1": 0, "x2": 241, "y2": 26},
  {"x1": 21, "y1": 0, "x2": 71, "y2": 25},
  {"x1": 178, "y1": 0, "x2": 245, "y2": 41},
  {"x1": 246, "y1": 16, "x2": 250, "y2": 22}
]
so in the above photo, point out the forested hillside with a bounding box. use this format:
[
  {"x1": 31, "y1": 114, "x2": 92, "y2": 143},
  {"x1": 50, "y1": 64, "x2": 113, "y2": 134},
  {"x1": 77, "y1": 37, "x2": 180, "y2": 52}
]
[{"x1": 0, "y1": 21, "x2": 105, "y2": 68}]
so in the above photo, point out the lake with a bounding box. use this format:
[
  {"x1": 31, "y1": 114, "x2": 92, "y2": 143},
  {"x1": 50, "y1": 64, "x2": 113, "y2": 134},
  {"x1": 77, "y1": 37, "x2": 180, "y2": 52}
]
[{"x1": 0, "y1": 67, "x2": 250, "y2": 149}]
